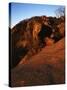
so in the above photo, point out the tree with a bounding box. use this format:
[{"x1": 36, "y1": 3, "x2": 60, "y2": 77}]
[{"x1": 55, "y1": 7, "x2": 65, "y2": 18}]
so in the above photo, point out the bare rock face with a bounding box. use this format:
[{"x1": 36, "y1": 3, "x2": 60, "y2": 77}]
[
  {"x1": 57, "y1": 22, "x2": 65, "y2": 37},
  {"x1": 10, "y1": 16, "x2": 65, "y2": 69}
]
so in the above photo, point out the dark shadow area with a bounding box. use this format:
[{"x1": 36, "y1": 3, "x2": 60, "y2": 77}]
[
  {"x1": 52, "y1": 28, "x2": 63, "y2": 42},
  {"x1": 38, "y1": 24, "x2": 53, "y2": 47},
  {"x1": 11, "y1": 47, "x2": 28, "y2": 68}
]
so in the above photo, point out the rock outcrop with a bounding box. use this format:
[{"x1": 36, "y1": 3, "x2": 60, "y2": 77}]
[{"x1": 10, "y1": 16, "x2": 65, "y2": 69}]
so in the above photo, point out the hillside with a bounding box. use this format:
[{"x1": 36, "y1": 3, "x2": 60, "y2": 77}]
[
  {"x1": 10, "y1": 16, "x2": 65, "y2": 68},
  {"x1": 11, "y1": 38, "x2": 65, "y2": 87},
  {"x1": 10, "y1": 15, "x2": 65, "y2": 87}
]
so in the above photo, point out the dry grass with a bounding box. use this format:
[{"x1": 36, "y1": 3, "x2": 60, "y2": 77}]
[{"x1": 11, "y1": 38, "x2": 65, "y2": 87}]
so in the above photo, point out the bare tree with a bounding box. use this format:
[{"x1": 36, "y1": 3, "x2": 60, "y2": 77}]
[{"x1": 55, "y1": 7, "x2": 65, "y2": 18}]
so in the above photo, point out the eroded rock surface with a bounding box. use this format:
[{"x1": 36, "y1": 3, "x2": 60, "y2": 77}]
[{"x1": 10, "y1": 16, "x2": 65, "y2": 68}]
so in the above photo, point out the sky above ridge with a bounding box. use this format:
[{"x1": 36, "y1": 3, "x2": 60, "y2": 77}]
[{"x1": 9, "y1": 3, "x2": 65, "y2": 28}]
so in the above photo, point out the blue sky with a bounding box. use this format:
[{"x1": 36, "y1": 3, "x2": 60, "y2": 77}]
[{"x1": 9, "y1": 3, "x2": 64, "y2": 28}]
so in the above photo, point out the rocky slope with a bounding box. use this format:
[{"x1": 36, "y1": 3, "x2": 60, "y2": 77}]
[
  {"x1": 11, "y1": 38, "x2": 65, "y2": 87},
  {"x1": 10, "y1": 15, "x2": 65, "y2": 87},
  {"x1": 10, "y1": 16, "x2": 65, "y2": 68}
]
